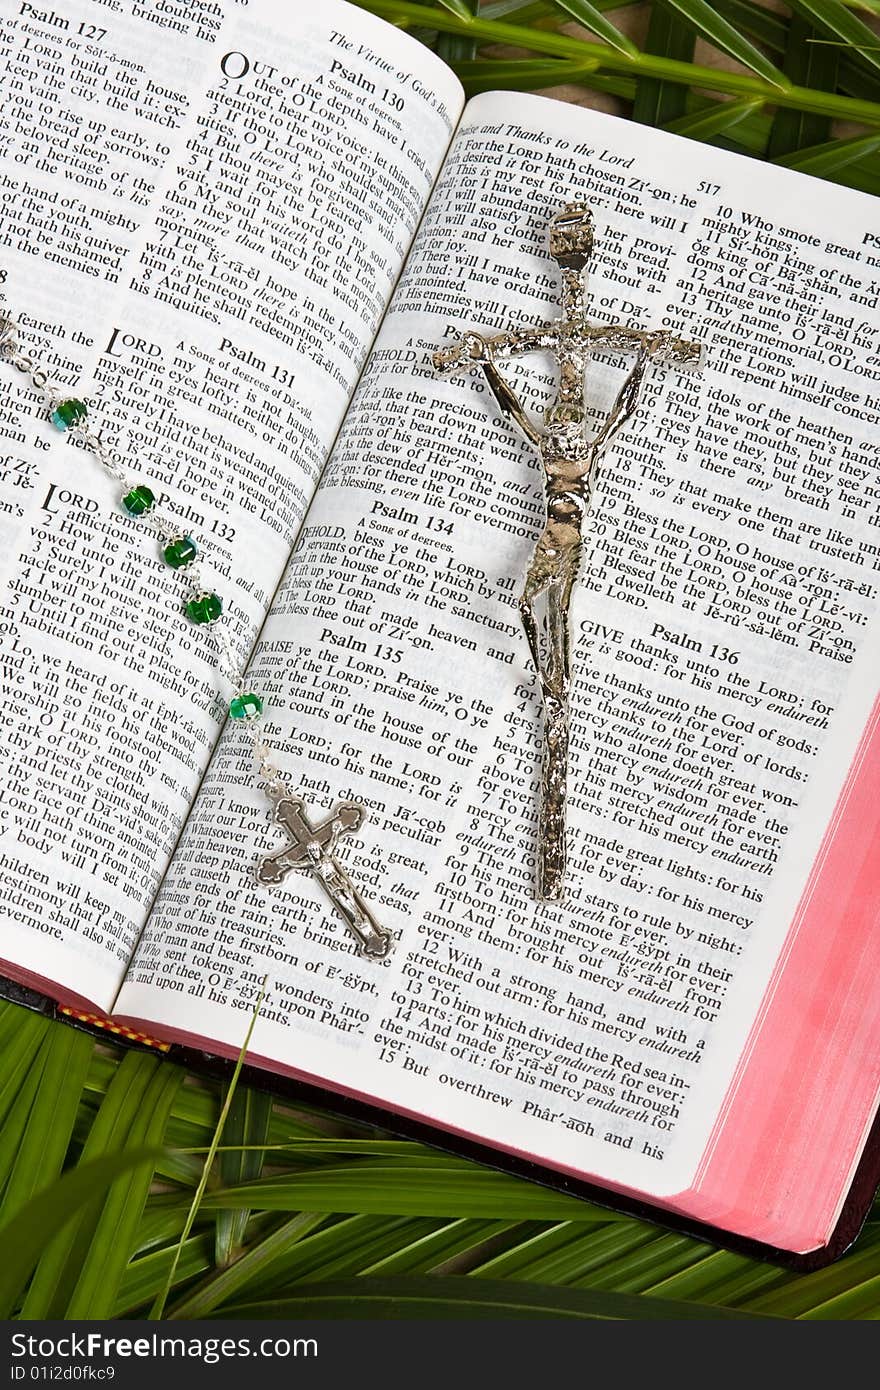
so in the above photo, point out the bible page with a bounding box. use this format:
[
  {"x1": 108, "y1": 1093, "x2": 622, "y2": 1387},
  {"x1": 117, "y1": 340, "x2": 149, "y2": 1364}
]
[
  {"x1": 116, "y1": 92, "x2": 879, "y2": 1199},
  {"x1": 0, "y1": 0, "x2": 462, "y2": 1011}
]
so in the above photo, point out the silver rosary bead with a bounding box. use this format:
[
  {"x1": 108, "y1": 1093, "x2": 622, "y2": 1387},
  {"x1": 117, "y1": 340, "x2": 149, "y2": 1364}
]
[
  {"x1": 252, "y1": 731, "x2": 288, "y2": 800},
  {"x1": 214, "y1": 622, "x2": 246, "y2": 691}
]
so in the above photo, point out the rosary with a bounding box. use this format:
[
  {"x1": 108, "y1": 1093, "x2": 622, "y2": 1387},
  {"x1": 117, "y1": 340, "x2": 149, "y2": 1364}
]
[
  {"x1": 434, "y1": 203, "x2": 704, "y2": 901},
  {"x1": 0, "y1": 306, "x2": 395, "y2": 962}
]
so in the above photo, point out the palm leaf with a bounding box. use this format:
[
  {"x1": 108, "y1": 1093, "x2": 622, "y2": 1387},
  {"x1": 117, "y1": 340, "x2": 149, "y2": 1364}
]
[
  {"x1": 213, "y1": 1274, "x2": 769, "y2": 1318},
  {"x1": 644, "y1": 1246, "x2": 788, "y2": 1305},
  {"x1": 480, "y1": 1, "x2": 556, "y2": 19},
  {"x1": 436, "y1": 0, "x2": 475, "y2": 17},
  {"x1": 355, "y1": 1, "x2": 880, "y2": 124},
  {"x1": 818, "y1": 160, "x2": 880, "y2": 192},
  {"x1": 116, "y1": 1234, "x2": 216, "y2": 1316},
  {"x1": 481, "y1": 0, "x2": 646, "y2": 22},
  {"x1": 473, "y1": 1217, "x2": 657, "y2": 1281},
  {"x1": 5, "y1": 996, "x2": 880, "y2": 1316},
  {"x1": 665, "y1": 95, "x2": 764, "y2": 139},
  {"x1": 454, "y1": 58, "x2": 601, "y2": 93},
  {"x1": 787, "y1": 0, "x2": 880, "y2": 79},
  {"x1": 20, "y1": 1053, "x2": 177, "y2": 1318},
  {"x1": 712, "y1": 0, "x2": 789, "y2": 52},
  {"x1": 0, "y1": 1011, "x2": 49, "y2": 1132},
  {"x1": 0, "y1": 1026, "x2": 92, "y2": 1222},
  {"x1": 767, "y1": 15, "x2": 840, "y2": 157},
  {"x1": 573, "y1": 1229, "x2": 710, "y2": 1291},
  {"x1": 654, "y1": 0, "x2": 788, "y2": 85},
  {"x1": 436, "y1": 0, "x2": 478, "y2": 61},
  {"x1": 366, "y1": 1217, "x2": 517, "y2": 1274},
  {"x1": 713, "y1": 0, "x2": 880, "y2": 101},
  {"x1": 739, "y1": 1228, "x2": 880, "y2": 1317},
  {"x1": 193, "y1": 1162, "x2": 624, "y2": 1219},
  {"x1": 214, "y1": 1087, "x2": 273, "y2": 1266},
  {"x1": 550, "y1": 0, "x2": 639, "y2": 56},
  {"x1": 0, "y1": 1040, "x2": 49, "y2": 1196},
  {"x1": 65, "y1": 1065, "x2": 182, "y2": 1319},
  {"x1": 0, "y1": 1145, "x2": 167, "y2": 1317},
  {"x1": 632, "y1": 2, "x2": 696, "y2": 128},
  {"x1": 773, "y1": 129, "x2": 880, "y2": 172},
  {"x1": 167, "y1": 1213, "x2": 330, "y2": 1317},
  {"x1": 150, "y1": 980, "x2": 264, "y2": 1318}
]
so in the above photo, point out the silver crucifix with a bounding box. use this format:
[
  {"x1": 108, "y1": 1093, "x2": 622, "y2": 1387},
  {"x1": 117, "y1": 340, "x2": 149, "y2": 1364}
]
[
  {"x1": 433, "y1": 203, "x2": 704, "y2": 903},
  {"x1": 256, "y1": 795, "x2": 394, "y2": 959}
]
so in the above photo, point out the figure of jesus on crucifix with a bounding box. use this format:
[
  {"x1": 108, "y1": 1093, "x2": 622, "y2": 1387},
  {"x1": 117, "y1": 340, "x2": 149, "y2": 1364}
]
[{"x1": 433, "y1": 203, "x2": 704, "y2": 903}]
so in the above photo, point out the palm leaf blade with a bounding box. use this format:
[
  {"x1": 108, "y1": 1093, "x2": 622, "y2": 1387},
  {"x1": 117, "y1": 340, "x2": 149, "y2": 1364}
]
[
  {"x1": 195, "y1": 1163, "x2": 622, "y2": 1219},
  {"x1": 655, "y1": 0, "x2": 788, "y2": 86},
  {"x1": 0, "y1": 1027, "x2": 92, "y2": 1222},
  {"x1": 551, "y1": 0, "x2": 639, "y2": 56},
  {"x1": 214, "y1": 1274, "x2": 771, "y2": 1319},
  {"x1": 665, "y1": 96, "x2": 764, "y2": 138},
  {"x1": 788, "y1": 0, "x2": 880, "y2": 80},
  {"x1": 773, "y1": 130, "x2": 880, "y2": 172},
  {"x1": 0, "y1": 1146, "x2": 166, "y2": 1317},
  {"x1": 767, "y1": 15, "x2": 839, "y2": 157},
  {"x1": 20, "y1": 1052, "x2": 162, "y2": 1318},
  {"x1": 65, "y1": 1064, "x2": 183, "y2": 1318},
  {"x1": 215, "y1": 1087, "x2": 273, "y2": 1266},
  {"x1": 632, "y1": 2, "x2": 696, "y2": 128}
]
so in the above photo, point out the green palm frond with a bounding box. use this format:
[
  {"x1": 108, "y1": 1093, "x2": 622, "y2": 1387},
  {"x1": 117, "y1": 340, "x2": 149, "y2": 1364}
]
[
  {"x1": 632, "y1": 2, "x2": 695, "y2": 127},
  {"x1": 788, "y1": 0, "x2": 880, "y2": 78},
  {"x1": 766, "y1": 13, "x2": 839, "y2": 154},
  {"x1": 210, "y1": 1274, "x2": 769, "y2": 1318},
  {"x1": 653, "y1": 0, "x2": 788, "y2": 83},
  {"x1": 773, "y1": 126, "x2": 880, "y2": 170},
  {"x1": 665, "y1": 95, "x2": 765, "y2": 138},
  {"x1": 2, "y1": 1001, "x2": 880, "y2": 1319},
  {"x1": 352, "y1": 0, "x2": 880, "y2": 180},
  {"x1": 551, "y1": 0, "x2": 640, "y2": 55}
]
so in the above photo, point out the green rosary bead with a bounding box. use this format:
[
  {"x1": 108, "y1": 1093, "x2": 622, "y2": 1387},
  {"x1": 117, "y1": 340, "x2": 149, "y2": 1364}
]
[
  {"x1": 185, "y1": 591, "x2": 222, "y2": 625},
  {"x1": 121, "y1": 484, "x2": 155, "y2": 517},
  {"x1": 50, "y1": 398, "x2": 87, "y2": 431},
  {"x1": 229, "y1": 692, "x2": 263, "y2": 721},
  {"x1": 163, "y1": 534, "x2": 197, "y2": 569}
]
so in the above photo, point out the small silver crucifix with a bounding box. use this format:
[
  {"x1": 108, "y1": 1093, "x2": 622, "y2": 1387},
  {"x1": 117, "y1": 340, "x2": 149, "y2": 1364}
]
[
  {"x1": 433, "y1": 203, "x2": 704, "y2": 903},
  {"x1": 256, "y1": 795, "x2": 394, "y2": 959}
]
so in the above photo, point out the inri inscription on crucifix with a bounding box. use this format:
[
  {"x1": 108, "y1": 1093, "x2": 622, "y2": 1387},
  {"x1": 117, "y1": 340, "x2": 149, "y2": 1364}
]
[
  {"x1": 257, "y1": 796, "x2": 393, "y2": 959},
  {"x1": 433, "y1": 203, "x2": 704, "y2": 903}
]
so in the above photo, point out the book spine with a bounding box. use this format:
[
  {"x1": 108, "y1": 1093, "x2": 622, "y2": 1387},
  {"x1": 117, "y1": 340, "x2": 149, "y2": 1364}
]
[{"x1": 57, "y1": 1007, "x2": 170, "y2": 1053}]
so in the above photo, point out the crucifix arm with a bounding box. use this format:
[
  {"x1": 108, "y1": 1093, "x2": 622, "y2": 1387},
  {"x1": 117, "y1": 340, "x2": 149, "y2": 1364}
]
[
  {"x1": 432, "y1": 327, "x2": 554, "y2": 447},
  {"x1": 587, "y1": 325, "x2": 704, "y2": 371},
  {"x1": 432, "y1": 322, "x2": 559, "y2": 377},
  {"x1": 482, "y1": 323, "x2": 561, "y2": 360},
  {"x1": 480, "y1": 359, "x2": 543, "y2": 445}
]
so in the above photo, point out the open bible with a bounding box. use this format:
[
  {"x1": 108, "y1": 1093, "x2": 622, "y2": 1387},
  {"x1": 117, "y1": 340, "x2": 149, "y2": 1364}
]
[{"x1": 2, "y1": 0, "x2": 879, "y2": 1267}]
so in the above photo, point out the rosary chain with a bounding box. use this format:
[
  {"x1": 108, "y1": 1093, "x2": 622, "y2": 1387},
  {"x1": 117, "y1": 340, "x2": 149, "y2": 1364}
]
[
  {"x1": 0, "y1": 303, "x2": 286, "y2": 798},
  {"x1": 1, "y1": 304, "x2": 395, "y2": 961}
]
